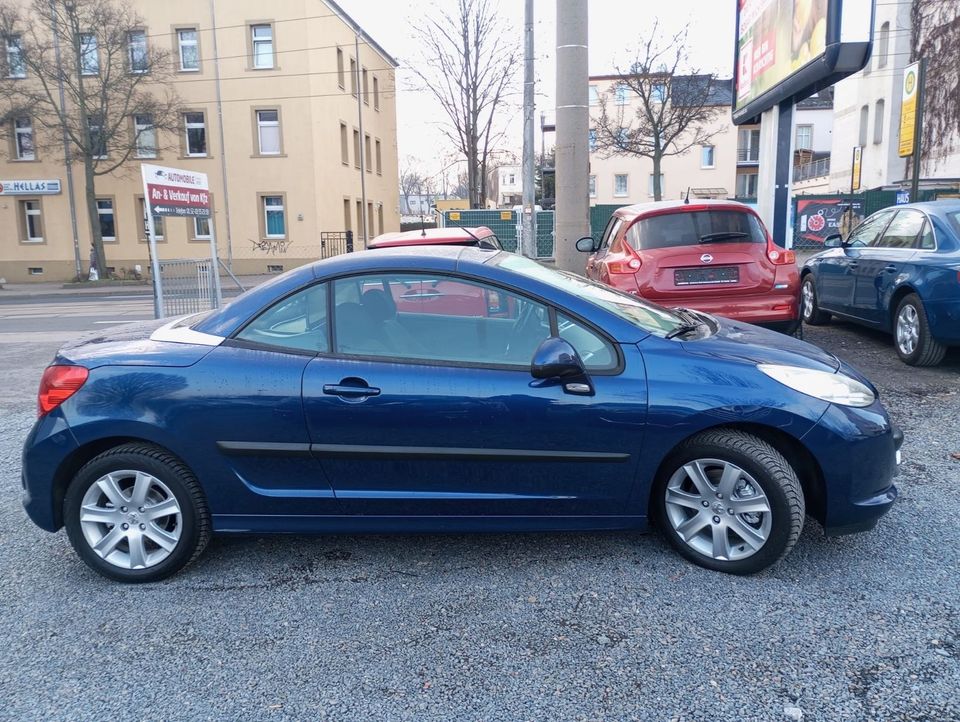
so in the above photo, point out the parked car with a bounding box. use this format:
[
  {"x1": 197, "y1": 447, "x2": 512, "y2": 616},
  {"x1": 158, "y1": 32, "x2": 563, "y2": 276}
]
[
  {"x1": 578, "y1": 200, "x2": 801, "y2": 333},
  {"x1": 368, "y1": 226, "x2": 502, "y2": 250},
  {"x1": 800, "y1": 201, "x2": 960, "y2": 366},
  {"x1": 23, "y1": 246, "x2": 901, "y2": 582}
]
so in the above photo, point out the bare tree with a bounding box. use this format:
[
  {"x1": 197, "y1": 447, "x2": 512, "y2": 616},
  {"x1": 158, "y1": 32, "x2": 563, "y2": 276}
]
[
  {"x1": 409, "y1": 0, "x2": 518, "y2": 208},
  {"x1": 592, "y1": 22, "x2": 725, "y2": 201},
  {"x1": 0, "y1": 0, "x2": 181, "y2": 277}
]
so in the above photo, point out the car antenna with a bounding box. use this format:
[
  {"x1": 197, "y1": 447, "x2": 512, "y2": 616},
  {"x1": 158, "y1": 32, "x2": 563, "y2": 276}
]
[{"x1": 684, "y1": 187, "x2": 691, "y2": 205}]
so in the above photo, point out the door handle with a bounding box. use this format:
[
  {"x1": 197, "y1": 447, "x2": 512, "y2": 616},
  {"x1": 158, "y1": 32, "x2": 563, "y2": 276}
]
[
  {"x1": 848, "y1": 262, "x2": 858, "y2": 269},
  {"x1": 884, "y1": 264, "x2": 897, "y2": 273},
  {"x1": 323, "y1": 382, "x2": 381, "y2": 398}
]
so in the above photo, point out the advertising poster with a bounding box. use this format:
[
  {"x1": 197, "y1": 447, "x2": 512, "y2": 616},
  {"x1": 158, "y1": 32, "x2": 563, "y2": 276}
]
[
  {"x1": 140, "y1": 163, "x2": 211, "y2": 218},
  {"x1": 796, "y1": 198, "x2": 864, "y2": 245},
  {"x1": 736, "y1": 0, "x2": 829, "y2": 111},
  {"x1": 898, "y1": 62, "x2": 920, "y2": 157}
]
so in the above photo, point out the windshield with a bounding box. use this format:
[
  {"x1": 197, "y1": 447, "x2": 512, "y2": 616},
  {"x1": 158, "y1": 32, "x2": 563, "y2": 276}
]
[
  {"x1": 497, "y1": 254, "x2": 685, "y2": 337},
  {"x1": 627, "y1": 210, "x2": 766, "y2": 250}
]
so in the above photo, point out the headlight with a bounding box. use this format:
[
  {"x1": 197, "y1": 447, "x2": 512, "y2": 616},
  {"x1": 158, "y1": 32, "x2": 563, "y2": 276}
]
[{"x1": 757, "y1": 364, "x2": 875, "y2": 407}]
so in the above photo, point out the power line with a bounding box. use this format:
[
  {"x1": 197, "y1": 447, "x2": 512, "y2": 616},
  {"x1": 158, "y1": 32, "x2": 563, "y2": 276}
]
[
  {"x1": 138, "y1": 11, "x2": 340, "y2": 41},
  {"x1": 167, "y1": 66, "x2": 397, "y2": 86}
]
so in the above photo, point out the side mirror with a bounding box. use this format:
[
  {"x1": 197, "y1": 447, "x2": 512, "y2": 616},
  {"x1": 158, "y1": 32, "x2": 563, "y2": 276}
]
[
  {"x1": 531, "y1": 337, "x2": 592, "y2": 394},
  {"x1": 823, "y1": 233, "x2": 843, "y2": 248},
  {"x1": 575, "y1": 236, "x2": 598, "y2": 253}
]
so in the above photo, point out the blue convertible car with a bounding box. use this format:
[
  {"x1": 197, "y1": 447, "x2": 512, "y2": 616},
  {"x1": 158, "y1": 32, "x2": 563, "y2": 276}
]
[
  {"x1": 801, "y1": 201, "x2": 960, "y2": 366},
  {"x1": 23, "y1": 247, "x2": 901, "y2": 581}
]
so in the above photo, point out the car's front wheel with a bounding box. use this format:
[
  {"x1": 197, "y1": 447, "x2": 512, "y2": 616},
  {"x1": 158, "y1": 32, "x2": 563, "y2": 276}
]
[
  {"x1": 63, "y1": 443, "x2": 211, "y2": 582},
  {"x1": 894, "y1": 293, "x2": 946, "y2": 367},
  {"x1": 801, "y1": 275, "x2": 830, "y2": 325},
  {"x1": 653, "y1": 429, "x2": 804, "y2": 575}
]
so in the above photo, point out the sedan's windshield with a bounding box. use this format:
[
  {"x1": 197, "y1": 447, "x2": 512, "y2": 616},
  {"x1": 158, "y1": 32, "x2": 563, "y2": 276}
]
[{"x1": 497, "y1": 254, "x2": 686, "y2": 337}]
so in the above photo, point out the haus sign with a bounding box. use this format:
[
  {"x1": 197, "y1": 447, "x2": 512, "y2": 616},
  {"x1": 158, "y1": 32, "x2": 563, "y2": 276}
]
[{"x1": 0, "y1": 179, "x2": 62, "y2": 195}]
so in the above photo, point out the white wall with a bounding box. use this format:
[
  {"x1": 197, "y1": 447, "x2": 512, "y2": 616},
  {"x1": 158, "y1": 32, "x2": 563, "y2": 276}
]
[{"x1": 794, "y1": 107, "x2": 833, "y2": 152}]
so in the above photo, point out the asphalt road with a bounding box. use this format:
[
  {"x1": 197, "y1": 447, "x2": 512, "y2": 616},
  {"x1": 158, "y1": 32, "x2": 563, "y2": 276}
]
[{"x1": 0, "y1": 299, "x2": 958, "y2": 722}]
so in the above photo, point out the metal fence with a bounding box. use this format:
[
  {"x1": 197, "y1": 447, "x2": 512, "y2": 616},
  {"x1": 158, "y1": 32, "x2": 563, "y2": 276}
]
[
  {"x1": 793, "y1": 157, "x2": 831, "y2": 182},
  {"x1": 439, "y1": 209, "x2": 555, "y2": 258},
  {"x1": 158, "y1": 259, "x2": 219, "y2": 317},
  {"x1": 320, "y1": 231, "x2": 354, "y2": 258}
]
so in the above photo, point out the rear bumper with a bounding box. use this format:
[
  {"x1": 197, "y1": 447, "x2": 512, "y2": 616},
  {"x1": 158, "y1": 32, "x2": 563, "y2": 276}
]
[
  {"x1": 642, "y1": 290, "x2": 800, "y2": 323},
  {"x1": 925, "y1": 297, "x2": 960, "y2": 344},
  {"x1": 21, "y1": 411, "x2": 78, "y2": 532}
]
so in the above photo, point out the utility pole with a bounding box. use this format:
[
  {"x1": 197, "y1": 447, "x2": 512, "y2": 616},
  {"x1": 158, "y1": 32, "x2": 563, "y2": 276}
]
[
  {"x1": 910, "y1": 58, "x2": 926, "y2": 201},
  {"x1": 521, "y1": 0, "x2": 536, "y2": 258},
  {"x1": 209, "y1": 0, "x2": 235, "y2": 269},
  {"x1": 554, "y1": 0, "x2": 590, "y2": 271}
]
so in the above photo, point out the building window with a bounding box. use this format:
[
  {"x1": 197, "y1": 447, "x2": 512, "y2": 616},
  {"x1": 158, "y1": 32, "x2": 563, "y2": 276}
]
[
  {"x1": 701, "y1": 145, "x2": 715, "y2": 168},
  {"x1": 193, "y1": 215, "x2": 211, "y2": 240},
  {"x1": 88, "y1": 115, "x2": 107, "y2": 158},
  {"x1": 878, "y1": 21, "x2": 890, "y2": 69},
  {"x1": 79, "y1": 33, "x2": 99, "y2": 75},
  {"x1": 614, "y1": 174, "x2": 628, "y2": 197},
  {"x1": 648, "y1": 173, "x2": 664, "y2": 197},
  {"x1": 374, "y1": 76, "x2": 380, "y2": 110},
  {"x1": 184, "y1": 112, "x2": 207, "y2": 156},
  {"x1": 139, "y1": 198, "x2": 164, "y2": 240},
  {"x1": 177, "y1": 28, "x2": 199, "y2": 71},
  {"x1": 127, "y1": 30, "x2": 147, "y2": 73},
  {"x1": 256, "y1": 109, "x2": 281, "y2": 155},
  {"x1": 795, "y1": 124, "x2": 813, "y2": 150},
  {"x1": 615, "y1": 83, "x2": 628, "y2": 105},
  {"x1": 362, "y1": 67, "x2": 369, "y2": 104},
  {"x1": 336, "y1": 47, "x2": 345, "y2": 88},
  {"x1": 97, "y1": 198, "x2": 116, "y2": 242},
  {"x1": 588, "y1": 85, "x2": 598, "y2": 105},
  {"x1": 508, "y1": 173, "x2": 516, "y2": 185},
  {"x1": 588, "y1": 175, "x2": 596, "y2": 197},
  {"x1": 20, "y1": 200, "x2": 43, "y2": 242},
  {"x1": 343, "y1": 198, "x2": 351, "y2": 231},
  {"x1": 13, "y1": 116, "x2": 34, "y2": 160},
  {"x1": 874, "y1": 99, "x2": 885, "y2": 144},
  {"x1": 349, "y1": 57, "x2": 357, "y2": 96},
  {"x1": 651, "y1": 83, "x2": 667, "y2": 103},
  {"x1": 375, "y1": 139, "x2": 382, "y2": 174},
  {"x1": 736, "y1": 172, "x2": 758, "y2": 198},
  {"x1": 262, "y1": 195, "x2": 285, "y2": 238},
  {"x1": 364, "y1": 134, "x2": 372, "y2": 172},
  {"x1": 340, "y1": 122, "x2": 349, "y2": 164},
  {"x1": 588, "y1": 128, "x2": 596, "y2": 151},
  {"x1": 356, "y1": 199, "x2": 363, "y2": 238},
  {"x1": 133, "y1": 113, "x2": 156, "y2": 158},
  {"x1": 251, "y1": 24, "x2": 274, "y2": 69},
  {"x1": 858, "y1": 105, "x2": 869, "y2": 147},
  {"x1": 367, "y1": 202, "x2": 374, "y2": 239},
  {"x1": 28, "y1": 267, "x2": 44, "y2": 275},
  {"x1": 378, "y1": 203, "x2": 384, "y2": 234},
  {"x1": 353, "y1": 129, "x2": 360, "y2": 168},
  {"x1": 5, "y1": 34, "x2": 25, "y2": 78}
]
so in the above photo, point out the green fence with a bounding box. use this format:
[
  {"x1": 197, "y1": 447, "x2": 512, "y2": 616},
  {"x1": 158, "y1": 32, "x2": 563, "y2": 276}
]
[{"x1": 440, "y1": 209, "x2": 555, "y2": 258}]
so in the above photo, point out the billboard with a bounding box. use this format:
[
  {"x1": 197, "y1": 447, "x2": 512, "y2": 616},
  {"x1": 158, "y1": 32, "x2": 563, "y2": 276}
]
[
  {"x1": 140, "y1": 163, "x2": 211, "y2": 218},
  {"x1": 795, "y1": 197, "x2": 864, "y2": 245},
  {"x1": 733, "y1": 0, "x2": 874, "y2": 123}
]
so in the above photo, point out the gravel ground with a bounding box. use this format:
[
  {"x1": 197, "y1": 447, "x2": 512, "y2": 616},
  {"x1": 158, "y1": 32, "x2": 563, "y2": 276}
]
[{"x1": 0, "y1": 320, "x2": 958, "y2": 722}]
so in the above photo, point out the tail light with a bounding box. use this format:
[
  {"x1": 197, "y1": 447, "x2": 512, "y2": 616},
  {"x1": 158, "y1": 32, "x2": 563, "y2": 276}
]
[
  {"x1": 607, "y1": 257, "x2": 642, "y2": 274},
  {"x1": 38, "y1": 365, "x2": 88, "y2": 417},
  {"x1": 767, "y1": 241, "x2": 796, "y2": 265}
]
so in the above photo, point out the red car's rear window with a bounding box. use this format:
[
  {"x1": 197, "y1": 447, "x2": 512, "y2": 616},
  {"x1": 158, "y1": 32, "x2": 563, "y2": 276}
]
[{"x1": 628, "y1": 210, "x2": 766, "y2": 250}]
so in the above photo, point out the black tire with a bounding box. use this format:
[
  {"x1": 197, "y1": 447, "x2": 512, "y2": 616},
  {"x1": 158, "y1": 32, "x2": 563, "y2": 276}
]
[
  {"x1": 801, "y1": 275, "x2": 830, "y2": 325},
  {"x1": 63, "y1": 443, "x2": 211, "y2": 582},
  {"x1": 893, "y1": 293, "x2": 946, "y2": 367},
  {"x1": 652, "y1": 429, "x2": 805, "y2": 575},
  {"x1": 762, "y1": 319, "x2": 801, "y2": 336}
]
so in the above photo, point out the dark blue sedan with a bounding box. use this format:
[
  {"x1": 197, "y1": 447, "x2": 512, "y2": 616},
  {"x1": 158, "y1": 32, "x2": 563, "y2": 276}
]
[
  {"x1": 23, "y1": 246, "x2": 901, "y2": 581},
  {"x1": 800, "y1": 201, "x2": 960, "y2": 365}
]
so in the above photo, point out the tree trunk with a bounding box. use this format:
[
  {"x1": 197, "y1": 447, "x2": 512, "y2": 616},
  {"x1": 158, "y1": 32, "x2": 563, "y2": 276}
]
[
  {"x1": 82, "y1": 156, "x2": 107, "y2": 277},
  {"x1": 652, "y1": 153, "x2": 663, "y2": 201}
]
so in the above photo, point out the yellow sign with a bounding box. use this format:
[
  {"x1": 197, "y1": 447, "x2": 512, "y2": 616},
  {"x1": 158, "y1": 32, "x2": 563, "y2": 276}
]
[
  {"x1": 899, "y1": 62, "x2": 920, "y2": 158},
  {"x1": 500, "y1": 211, "x2": 512, "y2": 220},
  {"x1": 449, "y1": 211, "x2": 461, "y2": 221},
  {"x1": 851, "y1": 146, "x2": 863, "y2": 191}
]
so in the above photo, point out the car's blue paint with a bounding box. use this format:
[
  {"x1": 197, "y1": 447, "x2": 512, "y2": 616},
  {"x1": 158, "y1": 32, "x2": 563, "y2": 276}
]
[
  {"x1": 22, "y1": 246, "x2": 899, "y2": 539},
  {"x1": 802, "y1": 201, "x2": 960, "y2": 344}
]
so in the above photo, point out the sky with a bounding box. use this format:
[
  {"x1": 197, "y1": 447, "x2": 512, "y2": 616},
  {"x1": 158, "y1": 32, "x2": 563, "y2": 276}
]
[{"x1": 337, "y1": 0, "x2": 737, "y2": 186}]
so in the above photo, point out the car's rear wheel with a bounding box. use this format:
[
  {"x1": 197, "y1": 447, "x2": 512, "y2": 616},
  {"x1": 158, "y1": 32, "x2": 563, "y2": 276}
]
[
  {"x1": 653, "y1": 429, "x2": 804, "y2": 575},
  {"x1": 894, "y1": 294, "x2": 946, "y2": 367},
  {"x1": 64, "y1": 443, "x2": 211, "y2": 582},
  {"x1": 801, "y1": 276, "x2": 830, "y2": 325}
]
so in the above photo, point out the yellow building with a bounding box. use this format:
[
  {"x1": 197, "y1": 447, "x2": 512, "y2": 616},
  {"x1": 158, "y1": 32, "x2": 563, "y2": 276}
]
[{"x1": 1, "y1": 0, "x2": 399, "y2": 282}]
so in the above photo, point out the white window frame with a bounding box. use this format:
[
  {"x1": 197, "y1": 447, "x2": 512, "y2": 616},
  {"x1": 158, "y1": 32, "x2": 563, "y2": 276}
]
[
  {"x1": 96, "y1": 198, "x2": 116, "y2": 242},
  {"x1": 79, "y1": 33, "x2": 99, "y2": 75},
  {"x1": 256, "y1": 109, "x2": 281, "y2": 155},
  {"x1": 588, "y1": 175, "x2": 597, "y2": 198},
  {"x1": 614, "y1": 174, "x2": 628, "y2": 197},
  {"x1": 614, "y1": 84, "x2": 629, "y2": 105},
  {"x1": 795, "y1": 124, "x2": 813, "y2": 150},
  {"x1": 177, "y1": 28, "x2": 199, "y2": 72},
  {"x1": 133, "y1": 113, "x2": 157, "y2": 159},
  {"x1": 588, "y1": 85, "x2": 599, "y2": 106},
  {"x1": 193, "y1": 215, "x2": 212, "y2": 240},
  {"x1": 22, "y1": 200, "x2": 43, "y2": 242},
  {"x1": 183, "y1": 112, "x2": 207, "y2": 157},
  {"x1": 251, "y1": 24, "x2": 274, "y2": 69},
  {"x1": 14, "y1": 116, "x2": 34, "y2": 160},
  {"x1": 263, "y1": 195, "x2": 285, "y2": 238},
  {"x1": 700, "y1": 145, "x2": 715, "y2": 169},
  {"x1": 647, "y1": 173, "x2": 665, "y2": 197},
  {"x1": 5, "y1": 35, "x2": 25, "y2": 78},
  {"x1": 127, "y1": 30, "x2": 147, "y2": 73},
  {"x1": 874, "y1": 100, "x2": 885, "y2": 145},
  {"x1": 373, "y1": 76, "x2": 380, "y2": 110}
]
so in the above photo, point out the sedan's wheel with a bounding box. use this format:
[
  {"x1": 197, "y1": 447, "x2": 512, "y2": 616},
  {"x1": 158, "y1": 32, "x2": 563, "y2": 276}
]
[
  {"x1": 64, "y1": 443, "x2": 210, "y2": 582},
  {"x1": 654, "y1": 430, "x2": 804, "y2": 574},
  {"x1": 894, "y1": 293, "x2": 946, "y2": 367},
  {"x1": 801, "y1": 276, "x2": 830, "y2": 325}
]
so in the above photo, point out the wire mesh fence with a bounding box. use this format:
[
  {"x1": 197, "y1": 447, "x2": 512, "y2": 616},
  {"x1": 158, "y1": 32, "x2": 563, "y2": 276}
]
[
  {"x1": 439, "y1": 209, "x2": 555, "y2": 258},
  {"x1": 158, "y1": 259, "x2": 219, "y2": 317}
]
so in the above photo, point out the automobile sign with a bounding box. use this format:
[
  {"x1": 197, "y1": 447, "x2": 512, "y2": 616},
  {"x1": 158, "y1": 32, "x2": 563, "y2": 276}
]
[
  {"x1": 0, "y1": 179, "x2": 61, "y2": 195},
  {"x1": 140, "y1": 163, "x2": 211, "y2": 218}
]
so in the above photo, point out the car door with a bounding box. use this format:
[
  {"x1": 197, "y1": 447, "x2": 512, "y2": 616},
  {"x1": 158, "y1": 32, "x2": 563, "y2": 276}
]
[
  {"x1": 586, "y1": 216, "x2": 623, "y2": 281},
  {"x1": 301, "y1": 271, "x2": 645, "y2": 518},
  {"x1": 851, "y1": 209, "x2": 923, "y2": 325},
  {"x1": 818, "y1": 209, "x2": 895, "y2": 315}
]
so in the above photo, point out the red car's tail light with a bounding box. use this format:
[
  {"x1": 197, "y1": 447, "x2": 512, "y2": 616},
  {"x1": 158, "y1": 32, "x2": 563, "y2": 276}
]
[
  {"x1": 37, "y1": 365, "x2": 88, "y2": 417},
  {"x1": 608, "y1": 258, "x2": 642, "y2": 274},
  {"x1": 767, "y1": 243, "x2": 796, "y2": 265}
]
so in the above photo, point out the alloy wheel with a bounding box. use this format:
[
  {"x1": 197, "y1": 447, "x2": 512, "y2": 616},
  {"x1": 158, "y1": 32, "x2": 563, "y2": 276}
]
[
  {"x1": 896, "y1": 304, "x2": 919, "y2": 356},
  {"x1": 664, "y1": 458, "x2": 772, "y2": 562},
  {"x1": 801, "y1": 282, "x2": 815, "y2": 320}
]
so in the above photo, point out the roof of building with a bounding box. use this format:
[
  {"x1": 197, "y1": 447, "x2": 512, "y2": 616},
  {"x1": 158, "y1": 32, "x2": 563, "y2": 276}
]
[
  {"x1": 322, "y1": 0, "x2": 399, "y2": 68},
  {"x1": 796, "y1": 86, "x2": 834, "y2": 110}
]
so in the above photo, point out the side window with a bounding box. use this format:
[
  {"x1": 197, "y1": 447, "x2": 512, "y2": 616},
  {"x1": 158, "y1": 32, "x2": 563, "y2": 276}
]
[
  {"x1": 845, "y1": 210, "x2": 894, "y2": 247},
  {"x1": 918, "y1": 220, "x2": 936, "y2": 250},
  {"x1": 873, "y1": 210, "x2": 924, "y2": 248},
  {"x1": 557, "y1": 313, "x2": 617, "y2": 371},
  {"x1": 332, "y1": 274, "x2": 550, "y2": 366},
  {"x1": 236, "y1": 283, "x2": 328, "y2": 353}
]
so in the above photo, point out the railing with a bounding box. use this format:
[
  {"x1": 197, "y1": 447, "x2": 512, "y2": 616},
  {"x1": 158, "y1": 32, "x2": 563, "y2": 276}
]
[
  {"x1": 794, "y1": 157, "x2": 831, "y2": 182},
  {"x1": 737, "y1": 147, "x2": 760, "y2": 163},
  {"x1": 320, "y1": 231, "x2": 354, "y2": 258},
  {"x1": 158, "y1": 259, "x2": 219, "y2": 317}
]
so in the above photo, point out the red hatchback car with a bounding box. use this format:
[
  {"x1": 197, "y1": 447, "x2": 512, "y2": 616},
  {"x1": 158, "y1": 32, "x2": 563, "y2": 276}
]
[{"x1": 578, "y1": 200, "x2": 801, "y2": 333}]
